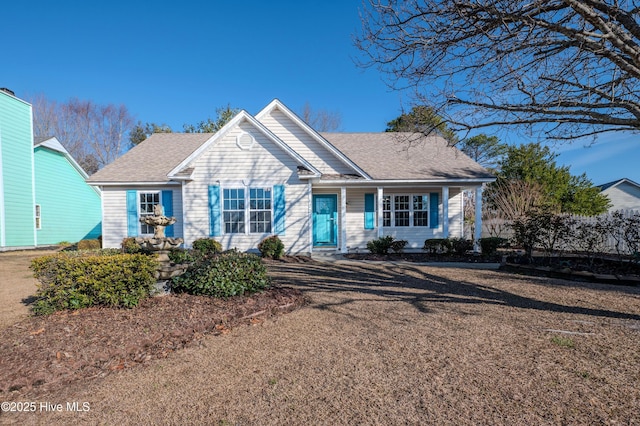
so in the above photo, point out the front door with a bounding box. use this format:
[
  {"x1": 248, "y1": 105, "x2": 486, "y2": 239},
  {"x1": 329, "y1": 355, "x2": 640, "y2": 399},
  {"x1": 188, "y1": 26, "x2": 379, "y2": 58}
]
[{"x1": 313, "y1": 194, "x2": 338, "y2": 246}]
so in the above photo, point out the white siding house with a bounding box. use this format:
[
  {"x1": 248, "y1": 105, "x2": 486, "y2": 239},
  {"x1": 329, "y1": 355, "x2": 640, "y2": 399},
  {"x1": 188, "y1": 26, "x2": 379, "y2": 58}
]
[
  {"x1": 88, "y1": 100, "x2": 494, "y2": 254},
  {"x1": 599, "y1": 178, "x2": 640, "y2": 212}
]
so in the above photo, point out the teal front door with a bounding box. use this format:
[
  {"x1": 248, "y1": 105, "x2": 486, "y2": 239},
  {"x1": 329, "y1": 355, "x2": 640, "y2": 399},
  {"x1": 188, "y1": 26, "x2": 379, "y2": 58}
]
[{"x1": 313, "y1": 194, "x2": 338, "y2": 246}]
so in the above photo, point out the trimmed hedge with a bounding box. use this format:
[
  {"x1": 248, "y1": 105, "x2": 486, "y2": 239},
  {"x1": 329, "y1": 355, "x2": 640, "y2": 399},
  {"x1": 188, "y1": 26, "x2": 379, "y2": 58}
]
[
  {"x1": 423, "y1": 238, "x2": 451, "y2": 254},
  {"x1": 192, "y1": 238, "x2": 223, "y2": 256},
  {"x1": 170, "y1": 250, "x2": 270, "y2": 298},
  {"x1": 77, "y1": 239, "x2": 101, "y2": 250},
  {"x1": 30, "y1": 252, "x2": 158, "y2": 315},
  {"x1": 479, "y1": 237, "x2": 509, "y2": 256},
  {"x1": 258, "y1": 235, "x2": 285, "y2": 259}
]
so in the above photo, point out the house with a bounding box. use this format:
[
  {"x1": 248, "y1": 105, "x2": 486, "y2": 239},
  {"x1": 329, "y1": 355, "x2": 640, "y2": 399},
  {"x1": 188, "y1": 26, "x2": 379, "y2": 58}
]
[
  {"x1": 598, "y1": 178, "x2": 640, "y2": 212},
  {"x1": 87, "y1": 99, "x2": 494, "y2": 254},
  {"x1": 34, "y1": 136, "x2": 102, "y2": 244},
  {"x1": 0, "y1": 88, "x2": 37, "y2": 249},
  {"x1": 0, "y1": 88, "x2": 102, "y2": 250}
]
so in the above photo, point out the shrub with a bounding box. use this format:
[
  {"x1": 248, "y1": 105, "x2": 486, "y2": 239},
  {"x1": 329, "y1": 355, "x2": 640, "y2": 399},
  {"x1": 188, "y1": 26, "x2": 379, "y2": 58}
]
[
  {"x1": 479, "y1": 237, "x2": 509, "y2": 256},
  {"x1": 30, "y1": 252, "x2": 158, "y2": 315},
  {"x1": 192, "y1": 238, "x2": 223, "y2": 256},
  {"x1": 366, "y1": 236, "x2": 395, "y2": 255},
  {"x1": 121, "y1": 237, "x2": 150, "y2": 254},
  {"x1": 423, "y1": 238, "x2": 451, "y2": 254},
  {"x1": 390, "y1": 239, "x2": 408, "y2": 253},
  {"x1": 77, "y1": 239, "x2": 101, "y2": 250},
  {"x1": 258, "y1": 235, "x2": 285, "y2": 259},
  {"x1": 449, "y1": 237, "x2": 473, "y2": 255},
  {"x1": 170, "y1": 250, "x2": 270, "y2": 298},
  {"x1": 168, "y1": 248, "x2": 195, "y2": 264}
]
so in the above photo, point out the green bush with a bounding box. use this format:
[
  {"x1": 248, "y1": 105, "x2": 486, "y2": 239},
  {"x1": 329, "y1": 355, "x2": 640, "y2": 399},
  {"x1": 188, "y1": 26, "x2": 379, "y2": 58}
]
[
  {"x1": 192, "y1": 238, "x2": 223, "y2": 256},
  {"x1": 121, "y1": 237, "x2": 150, "y2": 254},
  {"x1": 170, "y1": 250, "x2": 270, "y2": 298},
  {"x1": 390, "y1": 239, "x2": 408, "y2": 253},
  {"x1": 168, "y1": 248, "x2": 195, "y2": 264},
  {"x1": 448, "y1": 237, "x2": 473, "y2": 255},
  {"x1": 366, "y1": 236, "x2": 395, "y2": 254},
  {"x1": 479, "y1": 237, "x2": 509, "y2": 256},
  {"x1": 258, "y1": 235, "x2": 285, "y2": 259},
  {"x1": 30, "y1": 252, "x2": 158, "y2": 315},
  {"x1": 423, "y1": 238, "x2": 451, "y2": 254},
  {"x1": 77, "y1": 239, "x2": 101, "y2": 250}
]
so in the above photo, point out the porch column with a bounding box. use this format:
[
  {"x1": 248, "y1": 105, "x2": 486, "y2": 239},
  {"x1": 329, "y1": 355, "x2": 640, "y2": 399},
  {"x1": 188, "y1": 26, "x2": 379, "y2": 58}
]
[
  {"x1": 377, "y1": 187, "x2": 383, "y2": 238},
  {"x1": 340, "y1": 186, "x2": 347, "y2": 252},
  {"x1": 308, "y1": 181, "x2": 313, "y2": 253},
  {"x1": 442, "y1": 186, "x2": 449, "y2": 238},
  {"x1": 474, "y1": 185, "x2": 483, "y2": 252}
]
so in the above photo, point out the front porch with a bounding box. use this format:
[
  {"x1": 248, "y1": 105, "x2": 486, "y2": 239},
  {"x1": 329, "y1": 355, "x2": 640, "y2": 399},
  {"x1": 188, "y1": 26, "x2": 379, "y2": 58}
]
[{"x1": 309, "y1": 184, "x2": 484, "y2": 253}]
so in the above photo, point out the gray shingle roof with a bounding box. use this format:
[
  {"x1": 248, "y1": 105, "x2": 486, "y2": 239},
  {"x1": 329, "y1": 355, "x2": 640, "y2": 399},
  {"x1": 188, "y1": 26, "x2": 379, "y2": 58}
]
[
  {"x1": 321, "y1": 132, "x2": 494, "y2": 181},
  {"x1": 87, "y1": 133, "x2": 213, "y2": 183},
  {"x1": 87, "y1": 131, "x2": 493, "y2": 184}
]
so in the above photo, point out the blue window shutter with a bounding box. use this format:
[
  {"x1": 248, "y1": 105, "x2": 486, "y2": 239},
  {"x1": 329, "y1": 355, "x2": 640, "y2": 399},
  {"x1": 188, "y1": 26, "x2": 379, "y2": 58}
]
[
  {"x1": 273, "y1": 184, "x2": 286, "y2": 235},
  {"x1": 161, "y1": 190, "x2": 174, "y2": 237},
  {"x1": 429, "y1": 192, "x2": 439, "y2": 229},
  {"x1": 208, "y1": 185, "x2": 221, "y2": 237},
  {"x1": 126, "y1": 190, "x2": 138, "y2": 237},
  {"x1": 364, "y1": 193, "x2": 375, "y2": 229}
]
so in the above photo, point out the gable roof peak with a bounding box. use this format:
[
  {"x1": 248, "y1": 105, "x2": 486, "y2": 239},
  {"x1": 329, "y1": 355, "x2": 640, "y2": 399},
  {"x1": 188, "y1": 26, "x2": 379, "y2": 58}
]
[{"x1": 255, "y1": 99, "x2": 372, "y2": 179}]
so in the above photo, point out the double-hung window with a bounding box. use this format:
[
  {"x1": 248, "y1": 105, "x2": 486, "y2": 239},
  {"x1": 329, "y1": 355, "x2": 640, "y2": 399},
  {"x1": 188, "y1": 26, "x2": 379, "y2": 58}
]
[
  {"x1": 249, "y1": 188, "x2": 272, "y2": 233},
  {"x1": 223, "y1": 187, "x2": 273, "y2": 234},
  {"x1": 382, "y1": 193, "x2": 431, "y2": 227},
  {"x1": 223, "y1": 188, "x2": 245, "y2": 233},
  {"x1": 413, "y1": 195, "x2": 429, "y2": 226},
  {"x1": 139, "y1": 192, "x2": 160, "y2": 235}
]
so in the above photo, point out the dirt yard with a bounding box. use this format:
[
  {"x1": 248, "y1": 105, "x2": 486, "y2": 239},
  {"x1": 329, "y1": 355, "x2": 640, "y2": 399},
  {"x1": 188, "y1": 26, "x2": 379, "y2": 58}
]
[
  {"x1": 0, "y1": 250, "x2": 53, "y2": 329},
  {"x1": 1, "y1": 253, "x2": 639, "y2": 425}
]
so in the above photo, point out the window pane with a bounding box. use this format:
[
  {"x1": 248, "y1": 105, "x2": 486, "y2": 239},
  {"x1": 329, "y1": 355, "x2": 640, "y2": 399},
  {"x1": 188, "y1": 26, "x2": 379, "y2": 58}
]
[
  {"x1": 414, "y1": 211, "x2": 428, "y2": 227},
  {"x1": 248, "y1": 187, "x2": 272, "y2": 233},
  {"x1": 223, "y1": 188, "x2": 245, "y2": 234},
  {"x1": 395, "y1": 211, "x2": 409, "y2": 227},
  {"x1": 139, "y1": 192, "x2": 160, "y2": 235}
]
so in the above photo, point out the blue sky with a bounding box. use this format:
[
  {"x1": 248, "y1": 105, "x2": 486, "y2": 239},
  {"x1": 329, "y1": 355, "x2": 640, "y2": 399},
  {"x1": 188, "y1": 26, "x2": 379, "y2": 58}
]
[{"x1": 2, "y1": 0, "x2": 638, "y2": 185}]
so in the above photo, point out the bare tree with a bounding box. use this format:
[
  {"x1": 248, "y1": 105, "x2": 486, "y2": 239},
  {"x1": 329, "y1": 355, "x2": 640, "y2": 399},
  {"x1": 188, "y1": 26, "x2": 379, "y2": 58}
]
[
  {"x1": 356, "y1": 0, "x2": 640, "y2": 140},
  {"x1": 31, "y1": 95, "x2": 135, "y2": 174},
  {"x1": 300, "y1": 102, "x2": 343, "y2": 132},
  {"x1": 485, "y1": 180, "x2": 547, "y2": 221}
]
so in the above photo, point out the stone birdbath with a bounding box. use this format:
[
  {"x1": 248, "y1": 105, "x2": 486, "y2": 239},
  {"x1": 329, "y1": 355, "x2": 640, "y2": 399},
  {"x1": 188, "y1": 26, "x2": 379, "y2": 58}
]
[{"x1": 134, "y1": 204, "x2": 187, "y2": 292}]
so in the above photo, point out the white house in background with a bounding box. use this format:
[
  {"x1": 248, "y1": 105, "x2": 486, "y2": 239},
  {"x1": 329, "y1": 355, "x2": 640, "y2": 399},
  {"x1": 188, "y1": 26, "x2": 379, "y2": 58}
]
[
  {"x1": 598, "y1": 178, "x2": 640, "y2": 212},
  {"x1": 87, "y1": 99, "x2": 494, "y2": 254}
]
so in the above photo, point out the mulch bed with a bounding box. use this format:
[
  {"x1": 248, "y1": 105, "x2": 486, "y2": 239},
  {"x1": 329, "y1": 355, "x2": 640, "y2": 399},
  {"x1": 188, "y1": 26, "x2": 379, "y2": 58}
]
[
  {"x1": 0, "y1": 286, "x2": 304, "y2": 398},
  {"x1": 344, "y1": 252, "x2": 501, "y2": 263}
]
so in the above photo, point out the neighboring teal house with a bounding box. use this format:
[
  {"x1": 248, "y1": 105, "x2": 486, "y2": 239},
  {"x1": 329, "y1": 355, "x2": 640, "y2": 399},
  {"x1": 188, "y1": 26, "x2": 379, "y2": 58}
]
[
  {"x1": 0, "y1": 88, "x2": 101, "y2": 249},
  {"x1": 34, "y1": 136, "x2": 102, "y2": 244},
  {"x1": 0, "y1": 88, "x2": 36, "y2": 249}
]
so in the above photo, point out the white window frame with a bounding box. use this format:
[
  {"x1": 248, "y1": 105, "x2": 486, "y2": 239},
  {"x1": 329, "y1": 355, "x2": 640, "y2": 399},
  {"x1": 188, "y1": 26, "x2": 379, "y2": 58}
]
[
  {"x1": 382, "y1": 193, "x2": 430, "y2": 228},
  {"x1": 139, "y1": 191, "x2": 161, "y2": 236},
  {"x1": 222, "y1": 186, "x2": 273, "y2": 235}
]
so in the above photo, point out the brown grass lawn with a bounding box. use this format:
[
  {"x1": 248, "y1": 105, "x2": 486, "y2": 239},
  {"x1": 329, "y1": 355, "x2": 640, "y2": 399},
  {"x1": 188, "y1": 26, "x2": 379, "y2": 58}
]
[{"x1": 1, "y1": 253, "x2": 640, "y2": 425}]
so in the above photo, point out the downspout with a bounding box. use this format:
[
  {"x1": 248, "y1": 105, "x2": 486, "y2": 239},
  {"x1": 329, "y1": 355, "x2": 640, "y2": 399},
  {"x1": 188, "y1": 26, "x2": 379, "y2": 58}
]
[
  {"x1": 30, "y1": 106, "x2": 37, "y2": 246},
  {"x1": 0, "y1": 127, "x2": 5, "y2": 248}
]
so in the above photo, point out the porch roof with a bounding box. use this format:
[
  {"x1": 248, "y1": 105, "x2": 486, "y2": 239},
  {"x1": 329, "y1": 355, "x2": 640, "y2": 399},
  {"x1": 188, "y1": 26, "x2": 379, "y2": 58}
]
[{"x1": 321, "y1": 132, "x2": 494, "y2": 181}]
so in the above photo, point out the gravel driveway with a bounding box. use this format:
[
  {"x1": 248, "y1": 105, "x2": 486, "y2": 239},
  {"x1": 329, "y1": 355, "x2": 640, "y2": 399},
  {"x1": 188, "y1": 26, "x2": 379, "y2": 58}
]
[{"x1": 3, "y1": 258, "x2": 640, "y2": 425}]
